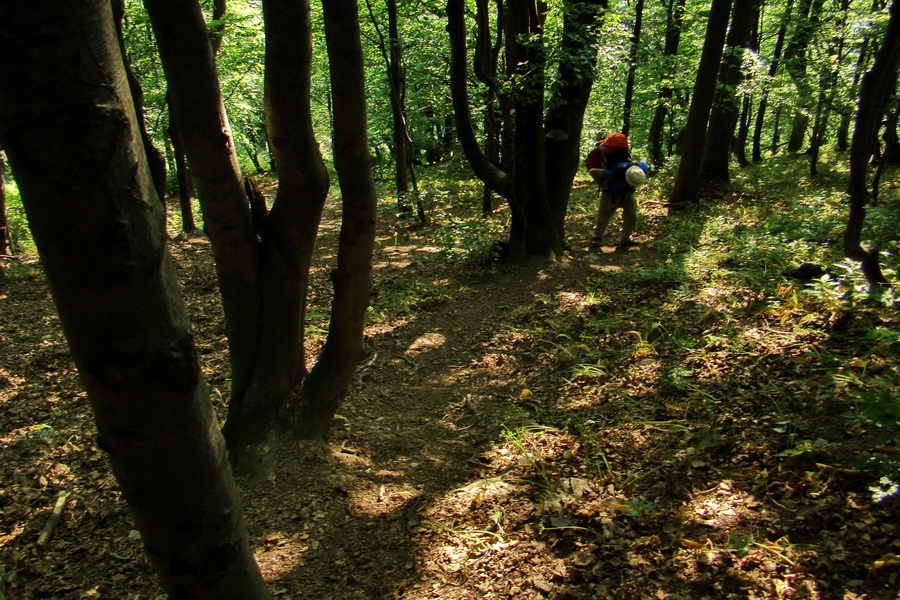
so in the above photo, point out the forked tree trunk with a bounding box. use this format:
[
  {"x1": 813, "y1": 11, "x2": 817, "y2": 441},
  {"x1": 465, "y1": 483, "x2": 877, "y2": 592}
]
[
  {"x1": 0, "y1": 3, "x2": 270, "y2": 597},
  {"x1": 292, "y1": 0, "x2": 378, "y2": 438},
  {"x1": 218, "y1": 0, "x2": 333, "y2": 475},
  {"x1": 845, "y1": 0, "x2": 900, "y2": 285}
]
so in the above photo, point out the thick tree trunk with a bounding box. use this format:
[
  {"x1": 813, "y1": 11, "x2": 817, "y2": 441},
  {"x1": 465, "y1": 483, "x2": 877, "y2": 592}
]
[
  {"x1": 0, "y1": 3, "x2": 270, "y2": 597},
  {"x1": 845, "y1": 0, "x2": 900, "y2": 285},
  {"x1": 220, "y1": 0, "x2": 332, "y2": 475},
  {"x1": 292, "y1": 0, "x2": 377, "y2": 439},
  {"x1": 667, "y1": 0, "x2": 733, "y2": 208},
  {"x1": 544, "y1": 0, "x2": 606, "y2": 245},
  {"x1": 143, "y1": 0, "x2": 263, "y2": 407},
  {"x1": 701, "y1": 0, "x2": 759, "y2": 183}
]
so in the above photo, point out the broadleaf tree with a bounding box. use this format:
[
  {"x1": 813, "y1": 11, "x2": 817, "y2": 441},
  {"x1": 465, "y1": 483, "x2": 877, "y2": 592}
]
[{"x1": 0, "y1": 1, "x2": 271, "y2": 596}]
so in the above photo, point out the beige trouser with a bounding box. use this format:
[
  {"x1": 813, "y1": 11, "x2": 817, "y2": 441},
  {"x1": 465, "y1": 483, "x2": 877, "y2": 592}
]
[{"x1": 593, "y1": 192, "x2": 637, "y2": 244}]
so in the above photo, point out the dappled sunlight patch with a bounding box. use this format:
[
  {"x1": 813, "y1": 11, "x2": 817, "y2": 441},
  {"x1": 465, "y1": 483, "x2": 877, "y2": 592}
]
[
  {"x1": 679, "y1": 480, "x2": 764, "y2": 529},
  {"x1": 405, "y1": 331, "x2": 447, "y2": 355}
]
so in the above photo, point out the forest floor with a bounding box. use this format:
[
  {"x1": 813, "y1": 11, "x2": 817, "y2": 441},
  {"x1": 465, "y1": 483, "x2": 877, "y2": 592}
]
[{"x1": 1, "y1": 159, "x2": 900, "y2": 600}]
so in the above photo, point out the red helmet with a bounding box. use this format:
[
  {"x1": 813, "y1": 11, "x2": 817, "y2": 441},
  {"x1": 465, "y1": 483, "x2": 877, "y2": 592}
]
[{"x1": 600, "y1": 132, "x2": 628, "y2": 151}]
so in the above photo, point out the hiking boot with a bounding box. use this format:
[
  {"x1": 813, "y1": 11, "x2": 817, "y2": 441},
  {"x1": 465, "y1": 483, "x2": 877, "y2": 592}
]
[
  {"x1": 589, "y1": 238, "x2": 603, "y2": 249},
  {"x1": 616, "y1": 239, "x2": 640, "y2": 249}
]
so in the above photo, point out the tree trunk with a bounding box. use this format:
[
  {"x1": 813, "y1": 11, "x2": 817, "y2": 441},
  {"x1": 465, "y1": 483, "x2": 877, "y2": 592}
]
[
  {"x1": 386, "y1": 0, "x2": 411, "y2": 198},
  {"x1": 220, "y1": 0, "x2": 332, "y2": 475},
  {"x1": 169, "y1": 108, "x2": 198, "y2": 233},
  {"x1": 447, "y1": 0, "x2": 513, "y2": 198},
  {"x1": 667, "y1": 0, "x2": 733, "y2": 208},
  {"x1": 752, "y1": 0, "x2": 792, "y2": 162},
  {"x1": 292, "y1": 0, "x2": 378, "y2": 438},
  {"x1": 701, "y1": 0, "x2": 759, "y2": 182},
  {"x1": 544, "y1": 0, "x2": 607, "y2": 246},
  {"x1": 0, "y1": 155, "x2": 9, "y2": 257},
  {"x1": 622, "y1": 0, "x2": 644, "y2": 136},
  {"x1": 648, "y1": 0, "x2": 686, "y2": 166},
  {"x1": 0, "y1": 3, "x2": 270, "y2": 597},
  {"x1": 143, "y1": 0, "x2": 263, "y2": 410},
  {"x1": 845, "y1": 0, "x2": 900, "y2": 285},
  {"x1": 783, "y1": 0, "x2": 826, "y2": 153},
  {"x1": 111, "y1": 0, "x2": 168, "y2": 205}
]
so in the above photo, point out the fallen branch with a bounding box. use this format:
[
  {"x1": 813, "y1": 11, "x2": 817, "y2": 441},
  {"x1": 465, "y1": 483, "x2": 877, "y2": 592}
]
[{"x1": 36, "y1": 490, "x2": 69, "y2": 550}]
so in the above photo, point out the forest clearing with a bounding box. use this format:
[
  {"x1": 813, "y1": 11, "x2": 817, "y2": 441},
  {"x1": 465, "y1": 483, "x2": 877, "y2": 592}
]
[{"x1": 1, "y1": 157, "x2": 898, "y2": 599}]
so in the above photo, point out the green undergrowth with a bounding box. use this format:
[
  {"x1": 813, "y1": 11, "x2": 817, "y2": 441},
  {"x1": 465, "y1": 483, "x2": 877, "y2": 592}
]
[{"x1": 374, "y1": 157, "x2": 900, "y2": 515}]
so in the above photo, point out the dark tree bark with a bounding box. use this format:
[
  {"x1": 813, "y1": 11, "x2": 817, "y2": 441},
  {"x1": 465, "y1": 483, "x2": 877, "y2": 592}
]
[
  {"x1": 0, "y1": 2, "x2": 270, "y2": 597},
  {"x1": 0, "y1": 155, "x2": 8, "y2": 257},
  {"x1": 544, "y1": 0, "x2": 607, "y2": 246},
  {"x1": 447, "y1": 0, "x2": 513, "y2": 198},
  {"x1": 667, "y1": 0, "x2": 733, "y2": 208},
  {"x1": 292, "y1": 0, "x2": 378, "y2": 439},
  {"x1": 648, "y1": 0, "x2": 686, "y2": 166},
  {"x1": 622, "y1": 0, "x2": 645, "y2": 136},
  {"x1": 219, "y1": 0, "x2": 332, "y2": 473},
  {"x1": 447, "y1": 0, "x2": 603, "y2": 258},
  {"x1": 701, "y1": 0, "x2": 759, "y2": 182},
  {"x1": 111, "y1": 0, "x2": 168, "y2": 205},
  {"x1": 783, "y1": 0, "x2": 825, "y2": 153},
  {"x1": 143, "y1": 0, "x2": 263, "y2": 406},
  {"x1": 475, "y1": 0, "x2": 504, "y2": 216},
  {"x1": 752, "y1": 0, "x2": 792, "y2": 162},
  {"x1": 364, "y1": 0, "x2": 413, "y2": 200},
  {"x1": 168, "y1": 108, "x2": 198, "y2": 232},
  {"x1": 845, "y1": 0, "x2": 900, "y2": 285}
]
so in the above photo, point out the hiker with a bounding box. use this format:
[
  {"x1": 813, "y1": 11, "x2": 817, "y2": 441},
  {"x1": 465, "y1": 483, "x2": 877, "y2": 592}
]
[{"x1": 585, "y1": 132, "x2": 648, "y2": 250}]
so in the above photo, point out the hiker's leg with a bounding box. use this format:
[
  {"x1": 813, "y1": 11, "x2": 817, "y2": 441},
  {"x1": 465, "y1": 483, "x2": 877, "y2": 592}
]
[
  {"x1": 619, "y1": 193, "x2": 638, "y2": 244},
  {"x1": 592, "y1": 195, "x2": 617, "y2": 244}
]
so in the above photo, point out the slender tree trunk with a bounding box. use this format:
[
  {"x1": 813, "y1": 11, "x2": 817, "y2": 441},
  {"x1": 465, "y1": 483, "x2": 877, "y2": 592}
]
[
  {"x1": 169, "y1": 109, "x2": 198, "y2": 233},
  {"x1": 622, "y1": 0, "x2": 644, "y2": 136},
  {"x1": 783, "y1": 0, "x2": 825, "y2": 153},
  {"x1": 386, "y1": 0, "x2": 411, "y2": 198},
  {"x1": 845, "y1": 0, "x2": 900, "y2": 285},
  {"x1": 752, "y1": 0, "x2": 792, "y2": 162},
  {"x1": 112, "y1": 0, "x2": 168, "y2": 205},
  {"x1": 649, "y1": 0, "x2": 686, "y2": 165},
  {"x1": 838, "y1": 40, "x2": 870, "y2": 151},
  {"x1": 143, "y1": 0, "x2": 264, "y2": 430},
  {"x1": 0, "y1": 155, "x2": 9, "y2": 257},
  {"x1": 667, "y1": 0, "x2": 733, "y2": 208},
  {"x1": 292, "y1": 0, "x2": 378, "y2": 438},
  {"x1": 0, "y1": 3, "x2": 270, "y2": 597}
]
